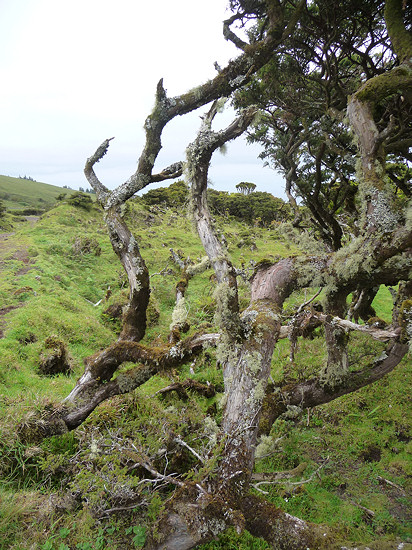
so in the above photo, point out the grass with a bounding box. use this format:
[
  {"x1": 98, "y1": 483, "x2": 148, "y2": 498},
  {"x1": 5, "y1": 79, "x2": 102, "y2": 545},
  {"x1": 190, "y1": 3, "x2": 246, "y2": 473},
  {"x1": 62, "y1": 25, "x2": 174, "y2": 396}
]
[
  {"x1": 0, "y1": 174, "x2": 82, "y2": 212},
  {"x1": 0, "y1": 193, "x2": 410, "y2": 549}
]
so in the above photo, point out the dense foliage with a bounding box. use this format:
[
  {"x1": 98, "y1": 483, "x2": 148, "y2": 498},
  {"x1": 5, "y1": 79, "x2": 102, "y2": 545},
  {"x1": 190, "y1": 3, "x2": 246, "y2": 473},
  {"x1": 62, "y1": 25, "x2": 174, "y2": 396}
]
[
  {"x1": 67, "y1": 191, "x2": 94, "y2": 211},
  {"x1": 207, "y1": 189, "x2": 291, "y2": 225},
  {"x1": 141, "y1": 181, "x2": 292, "y2": 226},
  {"x1": 234, "y1": 0, "x2": 411, "y2": 250},
  {"x1": 141, "y1": 180, "x2": 188, "y2": 207},
  {"x1": 0, "y1": 199, "x2": 6, "y2": 218}
]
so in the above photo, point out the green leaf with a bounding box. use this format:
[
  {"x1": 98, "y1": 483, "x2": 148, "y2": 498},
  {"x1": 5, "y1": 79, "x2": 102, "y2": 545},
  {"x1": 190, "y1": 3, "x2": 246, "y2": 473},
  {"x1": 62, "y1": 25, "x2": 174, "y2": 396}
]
[
  {"x1": 132, "y1": 525, "x2": 146, "y2": 547},
  {"x1": 59, "y1": 527, "x2": 71, "y2": 539}
]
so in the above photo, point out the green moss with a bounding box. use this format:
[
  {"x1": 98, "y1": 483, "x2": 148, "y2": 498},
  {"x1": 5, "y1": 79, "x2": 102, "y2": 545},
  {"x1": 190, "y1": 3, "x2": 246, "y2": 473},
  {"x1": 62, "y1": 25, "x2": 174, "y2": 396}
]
[
  {"x1": 176, "y1": 278, "x2": 188, "y2": 293},
  {"x1": 115, "y1": 365, "x2": 151, "y2": 394},
  {"x1": 356, "y1": 65, "x2": 412, "y2": 103},
  {"x1": 253, "y1": 258, "x2": 274, "y2": 274},
  {"x1": 385, "y1": 0, "x2": 412, "y2": 62},
  {"x1": 399, "y1": 299, "x2": 412, "y2": 348}
]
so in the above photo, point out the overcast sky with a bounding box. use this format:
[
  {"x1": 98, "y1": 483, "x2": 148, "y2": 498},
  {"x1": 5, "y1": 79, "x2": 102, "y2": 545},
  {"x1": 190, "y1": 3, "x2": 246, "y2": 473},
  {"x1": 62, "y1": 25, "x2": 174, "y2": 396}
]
[{"x1": 0, "y1": 0, "x2": 286, "y2": 198}]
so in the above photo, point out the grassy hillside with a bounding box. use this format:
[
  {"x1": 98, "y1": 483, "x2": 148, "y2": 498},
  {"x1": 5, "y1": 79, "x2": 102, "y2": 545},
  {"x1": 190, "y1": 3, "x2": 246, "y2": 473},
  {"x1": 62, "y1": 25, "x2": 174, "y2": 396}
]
[
  {"x1": 0, "y1": 175, "x2": 80, "y2": 212},
  {"x1": 0, "y1": 199, "x2": 410, "y2": 549}
]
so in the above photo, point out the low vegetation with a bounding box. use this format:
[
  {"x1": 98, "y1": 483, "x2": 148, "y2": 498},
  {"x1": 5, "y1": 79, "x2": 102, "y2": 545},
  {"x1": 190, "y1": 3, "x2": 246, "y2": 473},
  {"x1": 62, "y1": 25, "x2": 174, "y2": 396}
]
[
  {"x1": 0, "y1": 175, "x2": 87, "y2": 214},
  {"x1": 142, "y1": 180, "x2": 292, "y2": 226},
  {"x1": 0, "y1": 193, "x2": 410, "y2": 549}
]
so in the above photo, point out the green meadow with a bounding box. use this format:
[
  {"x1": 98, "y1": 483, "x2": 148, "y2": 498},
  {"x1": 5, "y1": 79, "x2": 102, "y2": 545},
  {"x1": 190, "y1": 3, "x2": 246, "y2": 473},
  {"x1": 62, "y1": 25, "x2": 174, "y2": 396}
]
[{"x1": 0, "y1": 177, "x2": 410, "y2": 549}]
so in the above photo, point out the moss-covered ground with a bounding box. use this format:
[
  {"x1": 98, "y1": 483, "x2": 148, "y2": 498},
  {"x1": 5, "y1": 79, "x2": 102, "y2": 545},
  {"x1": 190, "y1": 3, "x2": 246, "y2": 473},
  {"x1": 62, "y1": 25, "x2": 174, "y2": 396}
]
[{"x1": 0, "y1": 197, "x2": 410, "y2": 549}]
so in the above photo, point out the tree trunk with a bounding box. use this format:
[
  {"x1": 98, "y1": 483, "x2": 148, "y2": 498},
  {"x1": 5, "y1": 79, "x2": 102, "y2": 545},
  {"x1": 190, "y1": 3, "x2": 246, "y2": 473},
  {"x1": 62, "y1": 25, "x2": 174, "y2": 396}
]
[
  {"x1": 104, "y1": 207, "x2": 150, "y2": 342},
  {"x1": 321, "y1": 291, "x2": 350, "y2": 388}
]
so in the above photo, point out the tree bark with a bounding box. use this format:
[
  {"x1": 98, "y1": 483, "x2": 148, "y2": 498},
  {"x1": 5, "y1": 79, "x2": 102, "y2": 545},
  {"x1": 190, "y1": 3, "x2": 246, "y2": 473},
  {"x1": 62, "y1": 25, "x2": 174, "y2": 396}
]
[
  {"x1": 259, "y1": 340, "x2": 409, "y2": 436},
  {"x1": 104, "y1": 207, "x2": 150, "y2": 342}
]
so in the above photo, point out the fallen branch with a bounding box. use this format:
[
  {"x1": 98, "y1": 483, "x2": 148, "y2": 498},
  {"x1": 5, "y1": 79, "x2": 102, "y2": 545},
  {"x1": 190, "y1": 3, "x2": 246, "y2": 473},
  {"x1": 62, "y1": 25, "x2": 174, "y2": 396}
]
[
  {"x1": 377, "y1": 475, "x2": 406, "y2": 494},
  {"x1": 85, "y1": 297, "x2": 103, "y2": 307},
  {"x1": 174, "y1": 435, "x2": 205, "y2": 464},
  {"x1": 169, "y1": 248, "x2": 186, "y2": 270},
  {"x1": 251, "y1": 458, "x2": 329, "y2": 494},
  {"x1": 296, "y1": 288, "x2": 323, "y2": 314},
  {"x1": 127, "y1": 443, "x2": 185, "y2": 488},
  {"x1": 350, "y1": 501, "x2": 375, "y2": 518},
  {"x1": 252, "y1": 462, "x2": 307, "y2": 482},
  {"x1": 150, "y1": 264, "x2": 172, "y2": 278},
  {"x1": 97, "y1": 500, "x2": 148, "y2": 518}
]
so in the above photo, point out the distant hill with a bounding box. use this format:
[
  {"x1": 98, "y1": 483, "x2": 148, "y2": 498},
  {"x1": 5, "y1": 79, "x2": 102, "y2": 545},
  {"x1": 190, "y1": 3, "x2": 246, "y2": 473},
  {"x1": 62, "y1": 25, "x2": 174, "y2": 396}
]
[{"x1": 0, "y1": 175, "x2": 79, "y2": 211}]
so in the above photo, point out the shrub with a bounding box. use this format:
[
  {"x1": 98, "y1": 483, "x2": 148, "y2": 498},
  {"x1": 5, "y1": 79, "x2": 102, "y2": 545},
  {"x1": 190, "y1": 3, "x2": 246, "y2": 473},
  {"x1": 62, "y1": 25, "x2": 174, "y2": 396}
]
[
  {"x1": 38, "y1": 336, "x2": 72, "y2": 376},
  {"x1": 0, "y1": 199, "x2": 6, "y2": 218},
  {"x1": 207, "y1": 190, "x2": 291, "y2": 225},
  {"x1": 72, "y1": 236, "x2": 101, "y2": 256},
  {"x1": 67, "y1": 192, "x2": 93, "y2": 211},
  {"x1": 142, "y1": 180, "x2": 188, "y2": 207}
]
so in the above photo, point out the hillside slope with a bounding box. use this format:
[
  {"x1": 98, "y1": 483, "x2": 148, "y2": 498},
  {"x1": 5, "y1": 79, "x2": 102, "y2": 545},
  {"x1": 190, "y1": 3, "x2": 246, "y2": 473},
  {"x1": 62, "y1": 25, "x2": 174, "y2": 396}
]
[
  {"x1": 0, "y1": 199, "x2": 410, "y2": 550},
  {"x1": 0, "y1": 174, "x2": 80, "y2": 211}
]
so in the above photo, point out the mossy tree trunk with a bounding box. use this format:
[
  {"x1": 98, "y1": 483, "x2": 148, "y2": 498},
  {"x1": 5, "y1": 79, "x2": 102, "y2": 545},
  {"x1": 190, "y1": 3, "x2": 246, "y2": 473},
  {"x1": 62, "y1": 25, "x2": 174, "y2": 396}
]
[
  {"x1": 104, "y1": 207, "x2": 150, "y2": 342},
  {"x1": 321, "y1": 291, "x2": 350, "y2": 388}
]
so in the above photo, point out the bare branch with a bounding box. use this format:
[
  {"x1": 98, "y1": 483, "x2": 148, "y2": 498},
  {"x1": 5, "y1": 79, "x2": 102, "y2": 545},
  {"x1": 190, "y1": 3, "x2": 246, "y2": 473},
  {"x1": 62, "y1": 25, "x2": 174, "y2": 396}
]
[
  {"x1": 313, "y1": 312, "x2": 399, "y2": 342},
  {"x1": 251, "y1": 458, "x2": 329, "y2": 494},
  {"x1": 297, "y1": 288, "x2": 323, "y2": 314},
  {"x1": 223, "y1": 14, "x2": 248, "y2": 50},
  {"x1": 252, "y1": 462, "x2": 308, "y2": 482},
  {"x1": 174, "y1": 435, "x2": 205, "y2": 464},
  {"x1": 155, "y1": 379, "x2": 216, "y2": 400},
  {"x1": 169, "y1": 248, "x2": 186, "y2": 270},
  {"x1": 151, "y1": 161, "x2": 183, "y2": 183},
  {"x1": 84, "y1": 137, "x2": 114, "y2": 204}
]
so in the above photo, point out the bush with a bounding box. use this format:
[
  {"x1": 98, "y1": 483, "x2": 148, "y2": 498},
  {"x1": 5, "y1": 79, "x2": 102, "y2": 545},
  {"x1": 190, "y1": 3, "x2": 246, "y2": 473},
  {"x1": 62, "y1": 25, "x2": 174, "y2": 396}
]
[
  {"x1": 10, "y1": 208, "x2": 44, "y2": 216},
  {"x1": 38, "y1": 336, "x2": 72, "y2": 376},
  {"x1": 208, "y1": 190, "x2": 291, "y2": 225},
  {"x1": 67, "y1": 192, "x2": 93, "y2": 211},
  {"x1": 142, "y1": 180, "x2": 188, "y2": 207},
  {"x1": 72, "y1": 236, "x2": 101, "y2": 256}
]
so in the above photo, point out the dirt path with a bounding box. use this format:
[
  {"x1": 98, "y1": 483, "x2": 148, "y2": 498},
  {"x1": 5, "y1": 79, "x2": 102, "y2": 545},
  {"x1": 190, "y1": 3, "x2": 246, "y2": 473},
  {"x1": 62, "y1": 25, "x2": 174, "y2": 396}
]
[{"x1": 0, "y1": 217, "x2": 39, "y2": 337}]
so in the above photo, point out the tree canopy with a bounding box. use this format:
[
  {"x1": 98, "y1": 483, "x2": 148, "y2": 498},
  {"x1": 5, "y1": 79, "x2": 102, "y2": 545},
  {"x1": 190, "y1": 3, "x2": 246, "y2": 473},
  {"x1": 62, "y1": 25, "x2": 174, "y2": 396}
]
[{"x1": 235, "y1": 0, "x2": 411, "y2": 250}]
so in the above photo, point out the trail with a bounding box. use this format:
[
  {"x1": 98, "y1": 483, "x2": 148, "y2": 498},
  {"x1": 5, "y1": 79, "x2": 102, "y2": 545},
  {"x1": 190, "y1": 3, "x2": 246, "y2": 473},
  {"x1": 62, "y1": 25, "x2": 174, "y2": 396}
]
[{"x1": 0, "y1": 217, "x2": 39, "y2": 337}]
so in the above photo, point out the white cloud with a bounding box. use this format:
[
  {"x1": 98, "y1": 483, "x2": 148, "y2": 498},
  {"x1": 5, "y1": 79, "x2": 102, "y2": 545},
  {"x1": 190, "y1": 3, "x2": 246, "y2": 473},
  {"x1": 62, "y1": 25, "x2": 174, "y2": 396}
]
[{"x1": 0, "y1": 0, "x2": 286, "y2": 198}]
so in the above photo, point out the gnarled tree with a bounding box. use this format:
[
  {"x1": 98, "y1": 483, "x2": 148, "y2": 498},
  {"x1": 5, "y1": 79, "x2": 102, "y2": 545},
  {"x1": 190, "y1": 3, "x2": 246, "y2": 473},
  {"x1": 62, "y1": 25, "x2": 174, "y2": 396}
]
[{"x1": 22, "y1": 1, "x2": 411, "y2": 548}]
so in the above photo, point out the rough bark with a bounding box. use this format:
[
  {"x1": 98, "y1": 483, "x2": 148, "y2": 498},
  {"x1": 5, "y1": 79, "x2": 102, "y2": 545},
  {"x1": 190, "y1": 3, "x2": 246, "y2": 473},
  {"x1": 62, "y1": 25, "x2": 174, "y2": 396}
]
[
  {"x1": 384, "y1": 0, "x2": 412, "y2": 64},
  {"x1": 321, "y1": 291, "x2": 350, "y2": 388},
  {"x1": 241, "y1": 494, "x2": 333, "y2": 550},
  {"x1": 63, "y1": 332, "x2": 218, "y2": 409},
  {"x1": 143, "y1": 103, "x2": 336, "y2": 549},
  {"x1": 104, "y1": 207, "x2": 150, "y2": 342},
  {"x1": 77, "y1": 1, "x2": 305, "y2": 413}
]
